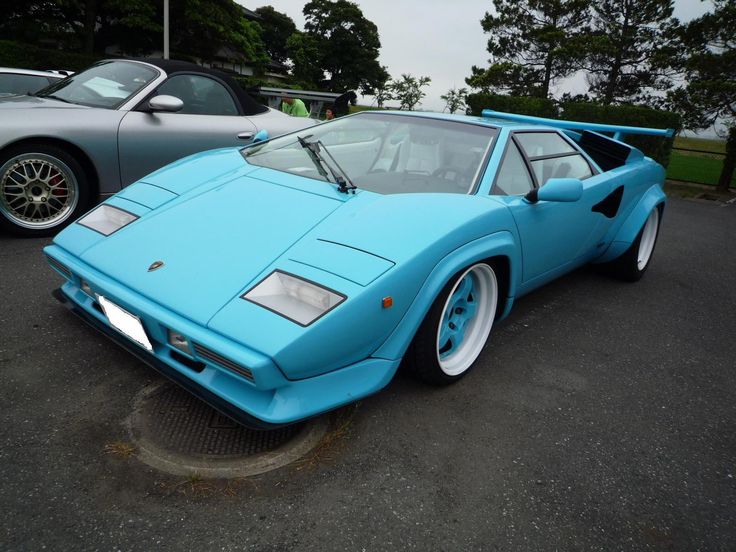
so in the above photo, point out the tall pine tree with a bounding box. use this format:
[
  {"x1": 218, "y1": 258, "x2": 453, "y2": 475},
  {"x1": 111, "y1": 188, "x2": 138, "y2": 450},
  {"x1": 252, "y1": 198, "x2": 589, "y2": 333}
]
[
  {"x1": 467, "y1": 0, "x2": 591, "y2": 98},
  {"x1": 581, "y1": 0, "x2": 676, "y2": 104}
]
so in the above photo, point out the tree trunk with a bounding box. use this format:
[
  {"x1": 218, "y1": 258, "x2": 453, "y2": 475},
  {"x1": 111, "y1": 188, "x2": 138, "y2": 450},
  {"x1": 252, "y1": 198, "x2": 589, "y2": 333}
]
[
  {"x1": 717, "y1": 127, "x2": 736, "y2": 193},
  {"x1": 603, "y1": 2, "x2": 630, "y2": 105},
  {"x1": 83, "y1": 0, "x2": 97, "y2": 54},
  {"x1": 542, "y1": 54, "x2": 553, "y2": 98}
]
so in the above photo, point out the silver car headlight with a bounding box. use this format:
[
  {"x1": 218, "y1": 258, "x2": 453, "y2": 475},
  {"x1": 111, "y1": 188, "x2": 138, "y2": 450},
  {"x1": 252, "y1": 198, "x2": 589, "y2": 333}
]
[
  {"x1": 243, "y1": 271, "x2": 345, "y2": 326},
  {"x1": 78, "y1": 204, "x2": 138, "y2": 236}
]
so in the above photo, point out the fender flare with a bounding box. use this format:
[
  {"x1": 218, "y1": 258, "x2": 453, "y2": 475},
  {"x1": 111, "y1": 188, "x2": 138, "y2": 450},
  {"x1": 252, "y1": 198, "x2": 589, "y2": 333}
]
[
  {"x1": 373, "y1": 230, "x2": 520, "y2": 361},
  {"x1": 594, "y1": 184, "x2": 666, "y2": 264}
]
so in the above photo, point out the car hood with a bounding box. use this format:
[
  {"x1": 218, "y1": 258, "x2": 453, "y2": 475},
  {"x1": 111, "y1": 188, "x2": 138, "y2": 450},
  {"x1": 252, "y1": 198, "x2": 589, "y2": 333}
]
[
  {"x1": 79, "y1": 172, "x2": 343, "y2": 325},
  {"x1": 0, "y1": 95, "x2": 91, "y2": 109}
]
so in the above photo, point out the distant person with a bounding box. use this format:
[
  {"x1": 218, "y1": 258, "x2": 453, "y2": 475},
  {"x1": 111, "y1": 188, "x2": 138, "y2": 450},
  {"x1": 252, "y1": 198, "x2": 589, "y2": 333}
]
[
  {"x1": 333, "y1": 90, "x2": 357, "y2": 117},
  {"x1": 325, "y1": 105, "x2": 335, "y2": 120},
  {"x1": 281, "y1": 94, "x2": 309, "y2": 117}
]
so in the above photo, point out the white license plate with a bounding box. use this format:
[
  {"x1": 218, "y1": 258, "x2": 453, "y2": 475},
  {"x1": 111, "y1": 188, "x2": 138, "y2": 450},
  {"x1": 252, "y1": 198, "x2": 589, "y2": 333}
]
[{"x1": 98, "y1": 296, "x2": 153, "y2": 351}]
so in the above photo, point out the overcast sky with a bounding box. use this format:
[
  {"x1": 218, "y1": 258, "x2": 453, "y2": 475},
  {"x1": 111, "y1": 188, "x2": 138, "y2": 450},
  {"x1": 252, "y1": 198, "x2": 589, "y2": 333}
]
[{"x1": 245, "y1": 0, "x2": 714, "y2": 111}]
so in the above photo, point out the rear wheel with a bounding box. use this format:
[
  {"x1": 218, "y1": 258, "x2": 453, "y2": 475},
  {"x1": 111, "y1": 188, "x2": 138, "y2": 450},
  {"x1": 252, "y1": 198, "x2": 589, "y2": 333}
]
[
  {"x1": 0, "y1": 145, "x2": 90, "y2": 237},
  {"x1": 405, "y1": 262, "x2": 498, "y2": 385},
  {"x1": 600, "y1": 206, "x2": 661, "y2": 282}
]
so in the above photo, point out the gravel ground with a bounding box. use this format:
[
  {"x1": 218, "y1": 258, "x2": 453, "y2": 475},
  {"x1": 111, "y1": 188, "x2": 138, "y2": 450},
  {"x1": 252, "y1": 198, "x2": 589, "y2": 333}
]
[{"x1": 1, "y1": 197, "x2": 734, "y2": 551}]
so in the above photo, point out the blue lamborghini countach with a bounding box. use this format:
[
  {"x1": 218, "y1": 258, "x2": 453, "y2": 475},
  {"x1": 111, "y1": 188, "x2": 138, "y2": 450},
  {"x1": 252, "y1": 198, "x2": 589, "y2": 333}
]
[{"x1": 45, "y1": 110, "x2": 672, "y2": 428}]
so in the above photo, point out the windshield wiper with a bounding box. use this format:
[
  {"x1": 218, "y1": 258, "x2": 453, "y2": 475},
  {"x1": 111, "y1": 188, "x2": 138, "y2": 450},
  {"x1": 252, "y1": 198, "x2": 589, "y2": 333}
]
[
  {"x1": 40, "y1": 94, "x2": 73, "y2": 104},
  {"x1": 297, "y1": 135, "x2": 357, "y2": 194}
]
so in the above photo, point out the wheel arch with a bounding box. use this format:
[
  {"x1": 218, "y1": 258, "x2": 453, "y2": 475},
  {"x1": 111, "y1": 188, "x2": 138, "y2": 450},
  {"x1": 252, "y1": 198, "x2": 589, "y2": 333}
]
[
  {"x1": 373, "y1": 230, "x2": 520, "y2": 361},
  {"x1": 0, "y1": 137, "x2": 100, "y2": 202},
  {"x1": 594, "y1": 184, "x2": 666, "y2": 264}
]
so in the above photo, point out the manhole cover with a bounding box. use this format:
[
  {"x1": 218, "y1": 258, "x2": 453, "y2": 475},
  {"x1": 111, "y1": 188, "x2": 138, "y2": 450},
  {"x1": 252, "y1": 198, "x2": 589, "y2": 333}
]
[{"x1": 128, "y1": 382, "x2": 327, "y2": 478}]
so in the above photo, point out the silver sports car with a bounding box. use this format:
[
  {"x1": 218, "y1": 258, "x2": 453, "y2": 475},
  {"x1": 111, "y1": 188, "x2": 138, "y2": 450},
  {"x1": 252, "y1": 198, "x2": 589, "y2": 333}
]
[
  {"x1": 0, "y1": 59, "x2": 315, "y2": 237},
  {"x1": 0, "y1": 67, "x2": 64, "y2": 98}
]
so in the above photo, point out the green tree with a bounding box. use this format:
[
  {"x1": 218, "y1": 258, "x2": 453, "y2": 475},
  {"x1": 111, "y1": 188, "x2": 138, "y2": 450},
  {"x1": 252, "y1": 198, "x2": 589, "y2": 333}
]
[
  {"x1": 372, "y1": 70, "x2": 393, "y2": 108},
  {"x1": 0, "y1": 1, "x2": 268, "y2": 63},
  {"x1": 467, "y1": 0, "x2": 591, "y2": 97},
  {"x1": 169, "y1": 0, "x2": 267, "y2": 64},
  {"x1": 668, "y1": 0, "x2": 735, "y2": 191},
  {"x1": 580, "y1": 0, "x2": 676, "y2": 104},
  {"x1": 390, "y1": 74, "x2": 431, "y2": 110},
  {"x1": 441, "y1": 87, "x2": 468, "y2": 113},
  {"x1": 302, "y1": 0, "x2": 384, "y2": 92},
  {"x1": 0, "y1": 1, "x2": 159, "y2": 54},
  {"x1": 286, "y1": 31, "x2": 324, "y2": 87},
  {"x1": 255, "y1": 5, "x2": 296, "y2": 64}
]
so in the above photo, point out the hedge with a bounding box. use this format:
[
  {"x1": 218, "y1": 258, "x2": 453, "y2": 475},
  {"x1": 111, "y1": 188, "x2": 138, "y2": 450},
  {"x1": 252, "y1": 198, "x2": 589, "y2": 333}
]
[
  {"x1": 466, "y1": 93, "x2": 558, "y2": 118},
  {"x1": 561, "y1": 102, "x2": 681, "y2": 167},
  {"x1": 0, "y1": 40, "x2": 103, "y2": 72}
]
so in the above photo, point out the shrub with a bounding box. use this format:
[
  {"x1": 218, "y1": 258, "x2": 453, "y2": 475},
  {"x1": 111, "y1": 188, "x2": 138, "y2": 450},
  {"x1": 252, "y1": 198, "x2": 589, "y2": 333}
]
[
  {"x1": 561, "y1": 102, "x2": 682, "y2": 167},
  {"x1": 0, "y1": 40, "x2": 103, "y2": 72},
  {"x1": 466, "y1": 93, "x2": 558, "y2": 118}
]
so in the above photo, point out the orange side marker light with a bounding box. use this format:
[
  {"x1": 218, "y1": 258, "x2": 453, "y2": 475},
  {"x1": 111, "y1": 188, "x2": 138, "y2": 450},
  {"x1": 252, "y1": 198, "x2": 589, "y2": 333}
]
[{"x1": 382, "y1": 296, "x2": 393, "y2": 308}]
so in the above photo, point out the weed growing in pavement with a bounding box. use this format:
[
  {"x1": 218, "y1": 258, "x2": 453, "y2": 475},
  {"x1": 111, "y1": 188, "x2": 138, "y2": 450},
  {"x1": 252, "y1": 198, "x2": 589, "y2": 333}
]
[
  {"x1": 103, "y1": 441, "x2": 136, "y2": 458},
  {"x1": 294, "y1": 403, "x2": 358, "y2": 472}
]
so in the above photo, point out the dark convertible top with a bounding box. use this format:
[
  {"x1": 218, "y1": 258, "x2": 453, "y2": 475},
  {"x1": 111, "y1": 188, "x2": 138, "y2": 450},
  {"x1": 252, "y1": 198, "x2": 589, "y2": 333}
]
[{"x1": 134, "y1": 58, "x2": 268, "y2": 116}]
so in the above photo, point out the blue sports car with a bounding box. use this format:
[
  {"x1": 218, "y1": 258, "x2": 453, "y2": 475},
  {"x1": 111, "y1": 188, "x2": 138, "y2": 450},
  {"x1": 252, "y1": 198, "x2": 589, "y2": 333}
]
[{"x1": 44, "y1": 110, "x2": 672, "y2": 428}]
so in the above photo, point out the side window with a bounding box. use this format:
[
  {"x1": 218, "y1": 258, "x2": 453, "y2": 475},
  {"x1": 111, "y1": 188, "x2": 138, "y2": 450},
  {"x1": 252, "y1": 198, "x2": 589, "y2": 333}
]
[
  {"x1": 516, "y1": 132, "x2": 593, "y2": 187},
  {"x1": 493, "y1": 141, "x2": 534, "y2": 195},
  {"x1": 530, "y1": 155, "x2": 592, "y2": 185},
  {"x1": 515, "y1": 133, "x2": 575, "y2": 157},
  {"x1": 156, "y1": 74, "x2": 237, "y2": 116}
]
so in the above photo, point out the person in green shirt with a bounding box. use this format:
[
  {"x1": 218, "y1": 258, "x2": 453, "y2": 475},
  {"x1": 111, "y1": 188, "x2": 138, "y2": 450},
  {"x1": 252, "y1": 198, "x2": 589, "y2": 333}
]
[{"x1": 281, "y1": 95, "x2": 310, "y2": 117}]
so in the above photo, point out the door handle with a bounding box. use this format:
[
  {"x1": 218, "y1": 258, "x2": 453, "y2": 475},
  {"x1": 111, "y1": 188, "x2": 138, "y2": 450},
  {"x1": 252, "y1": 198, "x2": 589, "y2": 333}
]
[{"x1": 237, "y1": 132, "x2": 254, "y2": 140}]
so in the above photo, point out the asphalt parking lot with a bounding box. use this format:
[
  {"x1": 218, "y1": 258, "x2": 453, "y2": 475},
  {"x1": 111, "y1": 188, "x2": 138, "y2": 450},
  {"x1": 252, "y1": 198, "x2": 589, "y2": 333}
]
[{"x1": 1, "y1": 196, "x2": 734, "y2": 551}]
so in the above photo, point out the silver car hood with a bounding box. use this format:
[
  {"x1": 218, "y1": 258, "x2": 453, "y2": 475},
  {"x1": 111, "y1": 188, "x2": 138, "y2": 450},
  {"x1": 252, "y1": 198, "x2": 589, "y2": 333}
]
[{"x1": 0, "y1": 95, "x2": 91, "y2": 110}]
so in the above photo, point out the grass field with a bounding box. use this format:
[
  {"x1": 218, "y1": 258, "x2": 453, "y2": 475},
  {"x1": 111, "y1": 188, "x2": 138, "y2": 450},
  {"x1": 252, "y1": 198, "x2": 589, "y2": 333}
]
[
  {"x1": 666, "y1": 137, "x2": 734, "y2": 188},
  {"x1": 672, "y1": 136, "x2": 726, "y2": 154}
]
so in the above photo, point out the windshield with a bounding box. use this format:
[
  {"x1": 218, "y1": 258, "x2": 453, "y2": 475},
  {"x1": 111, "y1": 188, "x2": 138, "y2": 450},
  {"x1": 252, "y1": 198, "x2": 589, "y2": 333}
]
[
  {"x1": 243, "y1": 112, "x2": 498, "y2": 195},
  {"x1": 36, "y1": 61, "x2": 158, "y2": 109}
]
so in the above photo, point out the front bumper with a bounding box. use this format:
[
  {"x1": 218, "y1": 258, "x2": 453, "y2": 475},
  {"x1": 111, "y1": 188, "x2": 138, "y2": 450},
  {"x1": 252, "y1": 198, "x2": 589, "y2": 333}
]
[{"x1": 46, "y1": 245, "x2": 399, "y2": 429}]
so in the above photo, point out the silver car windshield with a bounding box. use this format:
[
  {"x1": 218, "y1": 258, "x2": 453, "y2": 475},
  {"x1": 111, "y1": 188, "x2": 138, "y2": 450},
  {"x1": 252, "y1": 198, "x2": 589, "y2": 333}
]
[
  {"x1": 243, "y1": 112, "x2": 498, "y2": 195},
  {"x1": 36, "y1": 61, "x2": 158, "y2": 109}
]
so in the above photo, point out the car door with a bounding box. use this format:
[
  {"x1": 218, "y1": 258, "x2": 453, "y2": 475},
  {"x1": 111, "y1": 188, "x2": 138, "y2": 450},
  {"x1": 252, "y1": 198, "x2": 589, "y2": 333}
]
[
  {"x1": 491, "y1": 131, "x2": 614, "y2": 286},
  {"x1": 117, "y1": 72, "x2": 257, "y2": 185}
]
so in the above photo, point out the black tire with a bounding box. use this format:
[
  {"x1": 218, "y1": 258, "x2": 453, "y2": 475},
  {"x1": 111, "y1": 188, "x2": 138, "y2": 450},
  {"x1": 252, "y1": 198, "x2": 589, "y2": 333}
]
[
  {"x1": 0, "y1": 144, "x2": 91, "y2": 238},
  {"x1": 404, "y1": 262, "x2": 499, "y2": 386},
  {"x1": 599, "y1": 206, "x2": 662, "y2": 282}
]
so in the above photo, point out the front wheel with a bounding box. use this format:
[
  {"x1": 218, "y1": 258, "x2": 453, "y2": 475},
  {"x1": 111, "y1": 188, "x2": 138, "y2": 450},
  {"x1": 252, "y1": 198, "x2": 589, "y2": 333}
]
[
  {"x1": 0, "y1": 145, "x2": 90, "y2": 238},
  {"x1": 405, "y1": 262, "x2": 499, "y2": 385}
]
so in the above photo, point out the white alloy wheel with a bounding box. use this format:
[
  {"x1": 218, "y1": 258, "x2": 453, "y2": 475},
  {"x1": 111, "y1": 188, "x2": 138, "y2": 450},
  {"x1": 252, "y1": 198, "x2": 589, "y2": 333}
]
[
  {"x1": 637, "y1": 208, "x2": 660, "y2": 271},
  {"x1": 435, "y1": 263, "x2": 498, "y2": 376}
]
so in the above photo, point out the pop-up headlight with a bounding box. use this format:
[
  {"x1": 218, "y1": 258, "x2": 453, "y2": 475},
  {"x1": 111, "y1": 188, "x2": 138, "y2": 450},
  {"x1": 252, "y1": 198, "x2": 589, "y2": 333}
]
[
  {"x1": 78, "y1": 204, "x2": 138, "y2": 236},
  {"x1": 243, "y1": 271, "x2": 345, "y2": 326}
]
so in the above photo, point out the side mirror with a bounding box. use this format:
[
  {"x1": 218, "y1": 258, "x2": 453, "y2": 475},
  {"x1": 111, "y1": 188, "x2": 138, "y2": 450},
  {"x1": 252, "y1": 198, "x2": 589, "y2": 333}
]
[
  {"x1": 253, "y1": 129, "x2": 269, "y2": 143},
  {"x1": 148, "y1": 95, "x2": 184, "y2": 113},
  {"x1": 525, "y1": 178, "x2": 583, "y2": 203}
]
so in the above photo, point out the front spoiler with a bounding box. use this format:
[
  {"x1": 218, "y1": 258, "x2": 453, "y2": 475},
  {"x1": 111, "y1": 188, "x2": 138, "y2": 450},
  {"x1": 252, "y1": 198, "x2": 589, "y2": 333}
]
[
  {"x1": 53, "y1": 287, "x2": 285, "y2": 430},
  {"x1": 51, "y1": 278, "x2": 400, "y2": 430}
]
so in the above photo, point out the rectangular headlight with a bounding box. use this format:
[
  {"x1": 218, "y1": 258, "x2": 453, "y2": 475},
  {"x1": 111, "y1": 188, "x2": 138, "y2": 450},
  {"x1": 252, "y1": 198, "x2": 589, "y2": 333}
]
[
  {"x1": 78, "y1": 204, "x2": 138, "y2": 236},
  {"x1": 243, "y1": 271, "x2": 345, "y2": 326}
]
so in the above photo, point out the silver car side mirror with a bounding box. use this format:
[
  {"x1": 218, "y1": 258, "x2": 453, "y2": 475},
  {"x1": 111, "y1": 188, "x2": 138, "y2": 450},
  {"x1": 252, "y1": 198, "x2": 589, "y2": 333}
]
[{"x1": 148, "y1": 95, "x2": 184, "y2": 113}]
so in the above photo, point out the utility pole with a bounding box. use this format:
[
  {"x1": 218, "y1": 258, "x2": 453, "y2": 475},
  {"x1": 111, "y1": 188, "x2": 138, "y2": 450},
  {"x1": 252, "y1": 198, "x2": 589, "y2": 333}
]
[{"x1": 163, "y1": 0, "x2": 170, "y2": 59}]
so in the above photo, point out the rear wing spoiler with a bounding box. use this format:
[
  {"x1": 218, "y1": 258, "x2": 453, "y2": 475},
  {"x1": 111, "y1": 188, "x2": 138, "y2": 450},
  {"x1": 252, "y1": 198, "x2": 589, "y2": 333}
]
[{"x1": 481, "y1": 110, "x2": 675, "y2": 141}]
